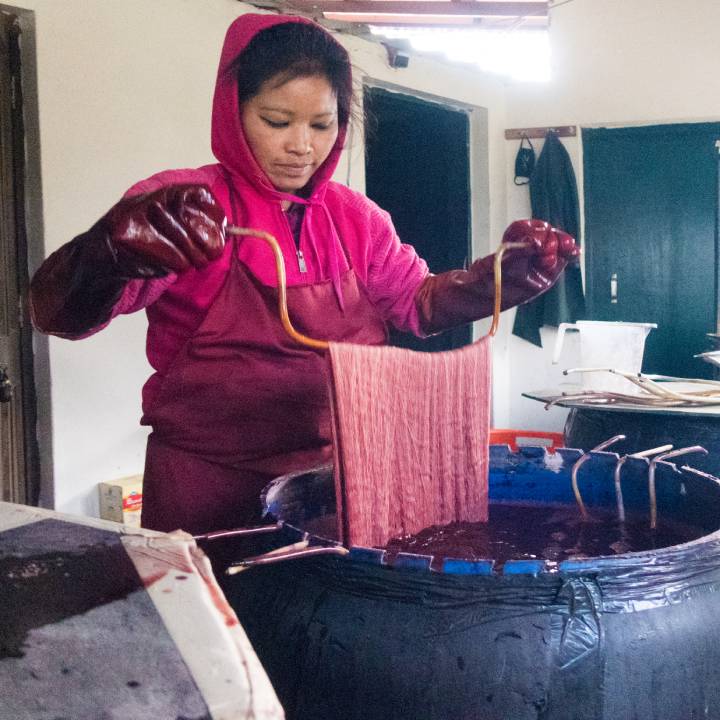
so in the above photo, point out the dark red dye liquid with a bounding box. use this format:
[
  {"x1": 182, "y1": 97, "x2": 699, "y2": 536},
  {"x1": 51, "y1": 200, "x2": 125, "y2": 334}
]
[{"x1": 384, "y1": 502, "x2": 704, "y2": 571}]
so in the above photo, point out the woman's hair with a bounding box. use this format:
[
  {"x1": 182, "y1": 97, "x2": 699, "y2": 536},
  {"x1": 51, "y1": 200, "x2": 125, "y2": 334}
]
[{"x1": 230, "y1": 21, "x2": 355, "y2": 129}]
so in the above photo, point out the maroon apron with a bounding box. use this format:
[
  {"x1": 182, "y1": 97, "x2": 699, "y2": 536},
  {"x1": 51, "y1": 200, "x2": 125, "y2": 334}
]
[{"x1": 140, "y1": 234, "x2": 387, "y2": 535}]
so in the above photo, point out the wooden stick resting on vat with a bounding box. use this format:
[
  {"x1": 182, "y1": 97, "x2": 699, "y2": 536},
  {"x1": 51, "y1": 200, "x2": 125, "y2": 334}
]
[
  {"x1": 613, "y1": 445, "x2": 673, "y2": 523},
  {"x1": 648, "y1": 446, "x2": 708, "y2": 530},
  {"x1": 559, "y1": 369, "x2": 720, "y2": 407},
  {"x1": 571, "y1": 435, "x2": 626, "y2": 519},
  {"x1": 226, "y1": 543, "x2": 350, "y2": 573},
  {"x1": 192, "y1": 523, "x2": 283, "y2": 542}
]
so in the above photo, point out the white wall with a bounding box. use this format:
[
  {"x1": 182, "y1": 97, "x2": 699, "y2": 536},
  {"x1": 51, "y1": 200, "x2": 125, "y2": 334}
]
[
  {"x1": 15, "y1": 0, "x2": 248, "y2": 517},
  {"x1": 17, "y1": 0, "x2": 509, "y2": 517},
  {"x1": 497, "y1": 0, "x2": 720, "y2": 432}
]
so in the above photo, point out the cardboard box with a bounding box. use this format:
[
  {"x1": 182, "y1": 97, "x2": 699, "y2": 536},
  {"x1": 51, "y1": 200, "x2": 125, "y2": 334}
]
[{"x1": 99, "y1": 475, "x2": 143, "y2": 528}]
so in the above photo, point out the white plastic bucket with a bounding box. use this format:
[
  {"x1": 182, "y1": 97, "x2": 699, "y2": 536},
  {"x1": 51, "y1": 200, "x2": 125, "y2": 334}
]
[{"x1": 552, "y1": 320, "x2": 657, "y2": 394}]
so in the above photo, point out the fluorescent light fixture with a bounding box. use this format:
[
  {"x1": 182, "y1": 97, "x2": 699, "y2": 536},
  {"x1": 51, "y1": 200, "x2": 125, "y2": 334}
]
[{"x1": 370, "y1": 26, "x2": 551, "y2": 82}]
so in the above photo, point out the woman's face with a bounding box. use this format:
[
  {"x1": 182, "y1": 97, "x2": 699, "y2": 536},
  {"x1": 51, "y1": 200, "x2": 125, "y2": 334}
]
[{"x1": 241, "y1": 74, "x2": 339, "y2": 194}]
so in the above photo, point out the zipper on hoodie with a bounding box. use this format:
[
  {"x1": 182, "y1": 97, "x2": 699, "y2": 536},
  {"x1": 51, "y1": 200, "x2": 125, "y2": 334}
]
[{"x1": 282, "y1": 203, "x2": 308, "y2": 274}]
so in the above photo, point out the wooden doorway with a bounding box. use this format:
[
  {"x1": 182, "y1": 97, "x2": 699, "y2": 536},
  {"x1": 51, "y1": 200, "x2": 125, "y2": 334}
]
[{"x1": 0, "y1": 8, "x2": 39, "y2": 505}]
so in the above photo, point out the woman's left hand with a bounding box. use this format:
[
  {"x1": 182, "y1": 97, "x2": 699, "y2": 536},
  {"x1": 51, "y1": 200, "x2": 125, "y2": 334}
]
[
  {"x1": 415, "y1": 219, "x2": 579, "y2": 335},
  {"x1": 499, "y1": 219, "x2": 580, "y2": 301}
]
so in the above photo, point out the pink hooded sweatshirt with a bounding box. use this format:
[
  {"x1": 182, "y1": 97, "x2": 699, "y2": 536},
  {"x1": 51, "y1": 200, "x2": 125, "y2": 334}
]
[{"x1": 101, "y1": 13, "x2": 428, "y2": 413}]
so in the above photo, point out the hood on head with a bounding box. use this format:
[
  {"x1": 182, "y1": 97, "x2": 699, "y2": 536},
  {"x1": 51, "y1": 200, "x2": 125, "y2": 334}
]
[{"x1": 211, "y1": 13, "x2": 351, "y2": 202}]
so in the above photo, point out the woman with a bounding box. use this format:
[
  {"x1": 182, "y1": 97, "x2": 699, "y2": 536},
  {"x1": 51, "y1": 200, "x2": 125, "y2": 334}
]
[{"x1": 29, "y1": 14, "x2": 578, "y2": 535}]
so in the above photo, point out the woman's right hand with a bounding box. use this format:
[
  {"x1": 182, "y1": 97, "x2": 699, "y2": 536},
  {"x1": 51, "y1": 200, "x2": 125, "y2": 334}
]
[{"x1": 104, "y1": 185, "x2": 226, "y2": 277}]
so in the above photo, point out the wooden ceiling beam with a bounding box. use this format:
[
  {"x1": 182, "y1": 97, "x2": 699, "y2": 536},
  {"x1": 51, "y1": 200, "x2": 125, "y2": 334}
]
[{"x1": 285, "y1": 1, "x2": 548, "y2": 17}]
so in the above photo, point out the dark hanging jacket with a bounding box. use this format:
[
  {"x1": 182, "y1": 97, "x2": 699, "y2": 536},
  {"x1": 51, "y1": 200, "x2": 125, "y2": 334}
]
[{"x1": 512, "y1": 131, "x2": 586, "y2": 346}]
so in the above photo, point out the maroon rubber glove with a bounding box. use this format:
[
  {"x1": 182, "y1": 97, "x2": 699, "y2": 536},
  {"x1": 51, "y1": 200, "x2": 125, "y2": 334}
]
[
  {"x1": 29, "y1": 185, "x2": 226, "y2": 336},
  {"x1": 104, "y1": 185, "x2": 226, "y2": 278},
  {"x1": 415, "y1": 219, "x2": 579, "y2": 335}
]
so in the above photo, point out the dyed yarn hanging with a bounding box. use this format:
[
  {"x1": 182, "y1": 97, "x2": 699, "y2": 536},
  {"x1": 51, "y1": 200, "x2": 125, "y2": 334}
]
[
  {"x1": 327, "y1": 339, "x2": 491, "y2": 548},
  {"x1": 225, "y1": 226, "x2": 521, "y2": 551}
]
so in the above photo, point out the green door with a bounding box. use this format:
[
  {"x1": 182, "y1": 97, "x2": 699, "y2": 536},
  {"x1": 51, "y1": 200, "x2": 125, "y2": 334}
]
[{"x1": 583, "y1": 122, "x2": 720, "y2": 379}]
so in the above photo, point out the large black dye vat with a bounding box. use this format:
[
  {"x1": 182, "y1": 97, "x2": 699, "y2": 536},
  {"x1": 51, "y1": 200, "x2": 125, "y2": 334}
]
[{"x1": 208, "y1": 446, "x2": 720, "y2": 720}]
